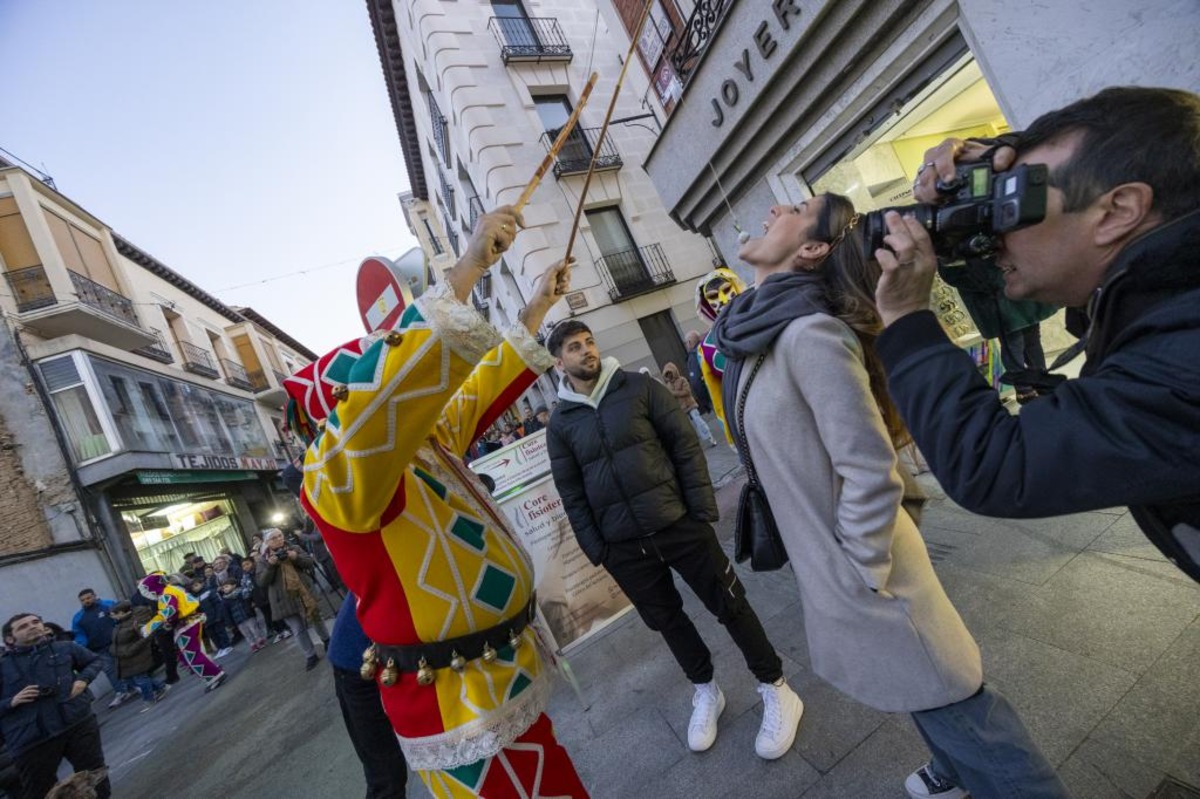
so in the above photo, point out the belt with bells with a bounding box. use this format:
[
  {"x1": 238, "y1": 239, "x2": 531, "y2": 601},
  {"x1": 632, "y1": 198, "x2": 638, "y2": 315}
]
[{"x1": 362, "y1": 593, "x2": 537, "y2": 687}]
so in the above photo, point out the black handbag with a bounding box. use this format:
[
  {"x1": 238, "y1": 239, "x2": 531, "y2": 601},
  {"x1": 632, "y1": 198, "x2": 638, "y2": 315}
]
[{"x1": 731, "y1": 353, "x2": 789, "y2": 571}]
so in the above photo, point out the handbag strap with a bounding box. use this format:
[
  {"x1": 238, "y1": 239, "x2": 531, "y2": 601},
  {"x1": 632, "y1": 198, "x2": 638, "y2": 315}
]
[{"x1": 734, "y1": 353, "x2": 768, "y2": 490}]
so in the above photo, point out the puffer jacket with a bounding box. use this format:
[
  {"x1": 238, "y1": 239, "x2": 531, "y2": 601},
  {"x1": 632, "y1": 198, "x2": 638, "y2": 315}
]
[
  {"x1": 110, "y1": 612, "x2": 156, "y2": 679},
  {"x1": 661, "y1": 362, "x2": 698, "y2": 413},
  {"x1": 0, "y1": 640, "x2": 101, "y2": 756},
  {"x1": 547, "y1": 362, "x2": 718, "y2": 565},
  {"x1": 879, "y1": 209, "x2": 1200, "y2": 582}
]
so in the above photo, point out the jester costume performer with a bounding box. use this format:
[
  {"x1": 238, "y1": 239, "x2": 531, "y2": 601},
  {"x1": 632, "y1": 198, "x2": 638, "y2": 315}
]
[
  {"x1": 291, "y1": 278, "x2": 588, "y2": 798},
  {"x1": 137, "y1": 572, "x2": 226, "y2": 691},
  {"x1": 695, "y1": 268, "x2": 747, "y2": 444}
]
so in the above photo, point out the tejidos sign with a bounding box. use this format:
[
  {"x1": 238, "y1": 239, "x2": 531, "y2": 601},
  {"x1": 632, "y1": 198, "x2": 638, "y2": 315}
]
[{"x1": 171, "y1": 454, "x2": 279, "y2": 471}]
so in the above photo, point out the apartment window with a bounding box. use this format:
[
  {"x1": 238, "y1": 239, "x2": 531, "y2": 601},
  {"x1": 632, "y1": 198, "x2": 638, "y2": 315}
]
[
  {"x1": 586, "y1": 206, "x2": 647, "y2": 291},
  {"x1": 491, "y1": 0, "x2": 535, "y2": 46},
  {"x1": 534, "y1": 95, "x2": 591, "y2": 168},
  {"x1": 43, "y1": 210, "x2": 120, "y2": 291},
  {"x1": 423, "y1": 218, "x2": 444, "y2": 255},
  {"x1": 0, "y1": 197, "x2": 40, "y2": 270},
  {"x1": 39, "y1": 355, "x2": 111, "y2": 462}
]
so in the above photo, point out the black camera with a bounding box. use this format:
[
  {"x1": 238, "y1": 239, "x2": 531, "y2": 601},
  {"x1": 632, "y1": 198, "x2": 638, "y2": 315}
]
[
  {"x1": 37, "y1": 685, "x2": 57, "y2": 698},
  {"x1": 862, "y1": 162, "x2": 1048, "y2": 261}
]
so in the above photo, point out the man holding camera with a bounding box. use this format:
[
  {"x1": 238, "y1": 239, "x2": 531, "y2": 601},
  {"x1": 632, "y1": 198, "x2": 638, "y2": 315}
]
[
  {"x1": 873, "y1": 86, "x2": 1199, "y2": 588},
  {"x1": 0, "y1": 612, "x2": 110, "y2": 799}
]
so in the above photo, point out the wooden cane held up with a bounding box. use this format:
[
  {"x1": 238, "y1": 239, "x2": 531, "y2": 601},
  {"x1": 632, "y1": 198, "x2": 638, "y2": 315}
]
[{"x1": 513, "y1": 72, "x2": 599, "y2": 214}]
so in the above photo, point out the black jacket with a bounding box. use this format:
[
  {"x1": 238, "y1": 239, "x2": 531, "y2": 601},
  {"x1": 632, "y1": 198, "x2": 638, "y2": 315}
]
[
  {"x1": 0, "y1": 640, "x2": 101, "y2": 756},
  {"x1": 878, "y1": 210, "x2": 1200, "y2": 581},
  {"x1": 547, "y1": 368, "x2": 718, "y2": 565}
]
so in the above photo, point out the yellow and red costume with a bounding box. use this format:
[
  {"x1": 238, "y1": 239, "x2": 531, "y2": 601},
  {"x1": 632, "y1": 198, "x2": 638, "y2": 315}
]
[{"x1": 295, "y1": 282, "x2": 587, "y2": 798}]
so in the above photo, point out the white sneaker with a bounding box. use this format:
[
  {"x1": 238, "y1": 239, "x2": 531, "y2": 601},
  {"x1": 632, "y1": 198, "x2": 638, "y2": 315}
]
[
  {"x1": 905, "y1": 763, "x2": 969, "y2": 799},
  {"x1": 687, "y1": 681, "x2": 725, "y2": 752},
  {"x1": 107, "y1": 693, "x2": 126, "y2": 709},
  {"x1": 214, "y1": 647, "x2": 233, "y2": 659},
  {"x1": 755, "y1": 680, "x2": 804, "y2": 760}
]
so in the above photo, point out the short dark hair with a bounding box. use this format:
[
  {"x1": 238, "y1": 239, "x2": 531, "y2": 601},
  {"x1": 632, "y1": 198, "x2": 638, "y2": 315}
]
[
  {"x1": 77, "y1": 588, "x2": 95, "y2": 599},
  {"x1": 3, "y1": 612, "x2": 40, "y2": 640},
  {"x1": 546, "y1": 320, "x2": 592, "y2": 357},
  {"x1": 111, "y1": 600, "x2": 132, "y2": 614},
  {"x1": 221, "y1": 578, "x2": 237, "y2": 587},
  {"x1": 1019, "y1": 86, "x2": 1200, "y2": 221}
]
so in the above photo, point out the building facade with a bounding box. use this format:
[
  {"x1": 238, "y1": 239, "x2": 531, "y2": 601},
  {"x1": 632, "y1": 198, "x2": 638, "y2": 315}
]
[
  {"x1": 369, "y1": 0, "x2": 729, "y2": 416},
  {"x1": 0, "y1": 159, "x2": 315, "y2": 624},
  {"x1": 638, "y1": 0, "x2": 1197, "y2": 354}
]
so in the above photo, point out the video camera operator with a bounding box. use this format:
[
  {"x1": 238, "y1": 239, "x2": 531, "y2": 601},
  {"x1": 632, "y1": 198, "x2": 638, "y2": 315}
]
[{"x1": 871, "y1": 86, "x2": 1200, "y2": 582}]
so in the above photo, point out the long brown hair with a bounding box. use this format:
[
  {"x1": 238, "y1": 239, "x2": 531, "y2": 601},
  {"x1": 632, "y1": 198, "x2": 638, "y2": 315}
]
[{"x1": 810, "y1": 192, "x2": 909, "y2": 447}]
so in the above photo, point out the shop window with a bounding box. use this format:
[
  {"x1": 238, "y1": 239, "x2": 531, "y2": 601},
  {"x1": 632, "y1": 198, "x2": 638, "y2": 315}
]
[{"x1": 121, "y1": 497, "x2": 245, "y2": 575}]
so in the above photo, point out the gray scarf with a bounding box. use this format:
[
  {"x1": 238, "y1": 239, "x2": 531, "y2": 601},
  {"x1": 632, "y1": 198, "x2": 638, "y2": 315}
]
[{"x1": 711, "y1": 270, "x2": 830, "y2": 437}]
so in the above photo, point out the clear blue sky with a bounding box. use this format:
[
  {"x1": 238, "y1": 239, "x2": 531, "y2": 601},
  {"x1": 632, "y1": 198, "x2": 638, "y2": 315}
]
[{"x1": 0, "y1": 2, "x2": 417, "y2": 354}]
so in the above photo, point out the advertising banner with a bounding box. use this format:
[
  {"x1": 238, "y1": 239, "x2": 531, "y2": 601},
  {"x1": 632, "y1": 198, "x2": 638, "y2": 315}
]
[{"x1": 472, "y1": 431, "x2": 632, "y2": 651}]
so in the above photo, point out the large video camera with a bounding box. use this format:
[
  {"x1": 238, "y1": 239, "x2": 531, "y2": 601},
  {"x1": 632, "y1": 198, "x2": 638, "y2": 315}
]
[{"x1": 861, "y1": 162, "x2": 1048, "y2": 261}]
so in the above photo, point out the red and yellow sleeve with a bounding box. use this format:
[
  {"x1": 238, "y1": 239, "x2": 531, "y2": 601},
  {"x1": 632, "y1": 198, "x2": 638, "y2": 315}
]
[
  {"x1": 302, "y1": 283, "x2": 502, "y2": 532},
  {"x1": 434, "y1": 323, "x2": 556, "y2": 457}
]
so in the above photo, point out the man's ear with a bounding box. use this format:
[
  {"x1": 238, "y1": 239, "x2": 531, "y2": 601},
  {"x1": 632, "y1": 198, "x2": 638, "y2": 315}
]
[{"x1": 1094, "y1": 182, "x2": 1156, "y2": 247}]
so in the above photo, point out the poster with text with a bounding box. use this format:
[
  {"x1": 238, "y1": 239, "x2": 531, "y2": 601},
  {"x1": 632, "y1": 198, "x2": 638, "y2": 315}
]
[
  {"x1": 498, "y1": 475, "x2": 632, "y2": 652},
  {"x1": 470, "y1": 431, "x2": 551, "y2": 499}
]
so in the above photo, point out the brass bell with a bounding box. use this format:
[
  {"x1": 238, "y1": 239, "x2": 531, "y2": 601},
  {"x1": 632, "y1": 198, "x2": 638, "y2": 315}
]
[
  {"x1": 508, "y1": 629, "x2": 522, "y2": 650},
  {"x1": 449, "y1": 650, "x2": 466, "y2": 672},
  {"x1": 331, "y1": 384, "x2": 349, "y2": 401},
  {"x1": 416, "y1": 657, "x2": 435, "y2": 686},
  {"x1": 379, "y1": 657, "x2": 399, "y2": 687},
  {"x1": 360, "y1": 646, "x2": 378, "y2": 682},
  {"x1": 384, "y1": 332, "x2": 403, "y2": 346},
  {"x1": 481, "y1": 642, "x2": 498, "y2": 664}
]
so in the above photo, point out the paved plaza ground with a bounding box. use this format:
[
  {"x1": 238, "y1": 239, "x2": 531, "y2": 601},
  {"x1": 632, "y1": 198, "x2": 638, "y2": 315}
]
[{"x1": 96, "y1": 429, "x2": 1199, "y2": 798}]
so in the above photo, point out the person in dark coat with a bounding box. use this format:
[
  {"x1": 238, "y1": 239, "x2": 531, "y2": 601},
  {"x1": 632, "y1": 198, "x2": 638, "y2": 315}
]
[
  {"x1": 1, "y1": 613, "x2": 109, "y2": 799},
  {"x1": 108, "y1": 602, "x2": 167, "y2": 710},
  {"x1": 683, "y1": 330, "x2": 713, "y2": 414},
  {"x1": 545, "y1": 321, "x2": 803, "y2": 762},
  {"x1": 880, "y1": 85, "x2": 1200, "y2": 585},
  {"x1": 219, "y1": 579, "x2": 267, "y2": 652}
]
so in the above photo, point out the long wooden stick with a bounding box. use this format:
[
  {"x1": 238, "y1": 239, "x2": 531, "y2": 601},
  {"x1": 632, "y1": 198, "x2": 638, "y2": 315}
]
[
  {"x1": 563, "y1": 0, "x2": 656, "y2": 265},
  {"x1": 513, "y1": 72, "x2": 599, "y2": 213}
]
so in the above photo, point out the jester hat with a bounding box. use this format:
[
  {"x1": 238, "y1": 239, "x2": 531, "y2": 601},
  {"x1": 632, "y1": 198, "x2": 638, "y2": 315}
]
[{"x1": 137, "y1": 571, "x2": 169, "y2": 600}]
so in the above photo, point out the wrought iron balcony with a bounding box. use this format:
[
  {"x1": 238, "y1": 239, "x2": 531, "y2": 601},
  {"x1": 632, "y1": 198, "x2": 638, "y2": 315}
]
[
  {"x1": 595, "y1": 243, "x2": 676, "y2": 302},
  {"x1": 246, "y1": 369, "x2": 271, "y2": 391},
  {"x1": 438, "y1": 170, "x2": 456, "y2": 220},
  {"x1": 428, "y1": 92, "x2": 450, "y2": 166},
  {"x1": 273, "y1": 368, "x2": 289, "y2": 385},
  {"x1": 66, "y1": 270, "x2": 140, "y2": 327},
  {"x1": 472, "y1": 272, "x2": 491, "y2": 314},
  {"x1": 670, "y1": 0, "x2": 734, "y2": 87},
  {"x1": 539, "y1": 126, "x2": 622, "y2": 177},
  {"x1": 488, "y1": 17, "x2": 572, "y2": 63},
  {"x1": 447, "y1": 227, "x2": 460, "y2": 257},
  {"x1": 4, "y1": 265, "x2": 57, "y2": 312},
  {"x1": 135, "y1": 328, "x2": 174, "y2": 363},
  {"x1": 467, "y1": 195, "x2": 485, "y2": 232},
  {"x1": 221, "y1": 358, "x2": 254, "y2": 391},
  {"x1": 179, "y1": 341, "x2": 219, "y2": 379}
]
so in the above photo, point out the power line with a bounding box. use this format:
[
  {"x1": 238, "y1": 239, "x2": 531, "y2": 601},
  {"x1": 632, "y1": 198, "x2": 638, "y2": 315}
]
[{"x1": 212, "y1": 245, "x2": 412, "y2": 292}]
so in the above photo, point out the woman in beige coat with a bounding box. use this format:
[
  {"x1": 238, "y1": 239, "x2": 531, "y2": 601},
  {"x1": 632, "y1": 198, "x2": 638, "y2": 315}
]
[
  {"x1": 662, "y1": 361, "x2": 717, "y2": 447},
  {"x1": 710, "y1": 193, "x2": 1069, "y2": 799}
]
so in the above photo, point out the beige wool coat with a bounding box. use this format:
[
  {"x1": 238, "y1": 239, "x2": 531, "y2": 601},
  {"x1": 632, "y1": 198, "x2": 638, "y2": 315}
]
[{"x1": 737, "y1": 313, "x2": 982, "y2": 712}]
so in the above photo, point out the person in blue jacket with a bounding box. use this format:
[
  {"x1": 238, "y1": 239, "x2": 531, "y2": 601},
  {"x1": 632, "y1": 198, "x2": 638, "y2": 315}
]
[{"x1": 70, "y1": 589, "x2": 132, "y2": 708}]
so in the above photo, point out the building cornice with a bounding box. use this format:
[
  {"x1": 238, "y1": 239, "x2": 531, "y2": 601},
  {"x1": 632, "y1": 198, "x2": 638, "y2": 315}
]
[
  {"x1": 366, "y1": 0, "x2": 428, "y2": 200},
  {"x1": 112, "y1": 235, "x2": 246, "y2": 324}
]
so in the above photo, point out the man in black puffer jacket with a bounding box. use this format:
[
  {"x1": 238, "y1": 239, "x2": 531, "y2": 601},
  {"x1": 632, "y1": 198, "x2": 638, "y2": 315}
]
[{"x1": 545, "y1": 321, "x2": 803, "y2": 762}]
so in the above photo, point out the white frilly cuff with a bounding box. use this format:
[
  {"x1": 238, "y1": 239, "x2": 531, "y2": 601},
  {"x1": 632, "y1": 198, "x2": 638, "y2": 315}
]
[
  {"x1": 504, "y1": 322, "x2": 556, "y2": 374},
  {"x1": 415, "y1": 281, "x2": 502, "y2": 364}
]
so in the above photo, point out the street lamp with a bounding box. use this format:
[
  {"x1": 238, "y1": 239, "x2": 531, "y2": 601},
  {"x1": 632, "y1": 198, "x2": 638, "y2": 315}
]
[{"x1": 271, "y1": 512, "x2": 286, "y2": 524}]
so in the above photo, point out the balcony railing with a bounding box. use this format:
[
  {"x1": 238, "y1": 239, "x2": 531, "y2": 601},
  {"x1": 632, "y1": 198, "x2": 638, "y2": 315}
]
[
  {"x1": 273, "y1": 368, "x2": 289, "y2": 385},
  {"x1": 135, "y1": 328, "x2": 174, "y2": 363},
  {"x1": 438, "y1": 171, "x2": 456, "y2": 220},
  {"x1": 447, "y1": 227, "x2": 460, "y2": 257},
  {"x1": 221, "y1": 358, "x2": 254, "y2": 391},
  {"x1": 669, "y1": 0, "x2": 734, "y2": 87},
  {"x1": 595, "y1": 243, "x2": 676, "y2": 302},
  {"x1": 67, "y1": 270, "x2": 140, "y2": 327},
  {"x1": 467, "y1": 195, "x2": 484, "y2": 232},
  {"x1": 428, "y1": 92, "x2": 449, "y2": 166},
  {"x1": 179, "y1": 341, "x2": 219, "y2": 379},
  {"x1": 488, "y1": 17, "x2": 572, "y2": 63},
  {"x1": 539, "y1": 126, "x2": 623, "y2": 177},
  {"x1": 4, "y1": 265, "x2": 57, "y2": 312},
  {"x1": 472, "y1": 272, "x2": 491, "y2": 314}
]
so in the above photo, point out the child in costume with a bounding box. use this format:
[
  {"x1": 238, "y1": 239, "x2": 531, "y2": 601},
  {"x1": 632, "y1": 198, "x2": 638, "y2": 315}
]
[
  {"x1": 292, "y1": 207, "x2": 588, "y2": 799},
  {"x1": 137, "y1": 572, "x2": 227, "y2": 692}
]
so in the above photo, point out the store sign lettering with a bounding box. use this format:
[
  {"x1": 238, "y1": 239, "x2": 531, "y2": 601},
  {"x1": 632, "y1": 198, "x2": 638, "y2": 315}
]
[
  {"x1": 710, "y1": 0, "x2": 802, "y2": 128},
  {"x1": 173, "y1": 453, "x2": 278, "y2": 471}
]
